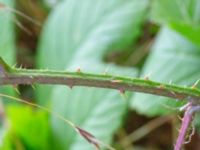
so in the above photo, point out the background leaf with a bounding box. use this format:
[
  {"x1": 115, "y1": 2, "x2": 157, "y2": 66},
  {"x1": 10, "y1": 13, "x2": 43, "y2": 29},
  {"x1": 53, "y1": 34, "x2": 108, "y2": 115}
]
[
  {"x1": 131, "y1": 27, "x2": 200, "y2": 116},
  {"x1": 1, "y1": 105, "x2": 51, "y2": 150},
  {"x1": 0, "y1": 0, "x2": 16, "y2": 102},
  {"x1": 36, "y1": 0, "x2": 148, "y2": 105},
  {"x1": 0, "y1": 0, "x2": 15, "y2": 64},
  {"x1": 151, "y1": 0, "x2": 200, "y2": 47},
  {"x1": 36, "y1": 0, "x2": 148, "y2": 149}
]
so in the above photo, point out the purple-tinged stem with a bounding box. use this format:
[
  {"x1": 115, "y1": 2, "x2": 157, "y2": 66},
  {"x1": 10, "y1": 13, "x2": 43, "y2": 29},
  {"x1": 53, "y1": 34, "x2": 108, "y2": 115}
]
[{"x1": 174, "y1": 102, "x2": 193, "y2": 150}]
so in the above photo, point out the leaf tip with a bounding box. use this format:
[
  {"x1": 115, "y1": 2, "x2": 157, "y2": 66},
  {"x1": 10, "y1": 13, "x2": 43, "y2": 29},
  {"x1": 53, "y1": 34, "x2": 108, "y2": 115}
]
[
  {"x1": 158, "y1": 84, "x2": 165, "y2": 89},
  {"x1": 75, "y1": 126, "x2": 100, "y2": 149}
]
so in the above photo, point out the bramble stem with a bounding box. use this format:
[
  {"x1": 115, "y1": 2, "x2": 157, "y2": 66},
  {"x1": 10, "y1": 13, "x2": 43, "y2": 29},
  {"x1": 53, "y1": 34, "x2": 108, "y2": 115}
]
[
  {"x1": 174, "y1": 102, "x2": 193, "y2": 150},
  {"x1": 0, "y1": 67, "x2": 200, "y2": 103}
]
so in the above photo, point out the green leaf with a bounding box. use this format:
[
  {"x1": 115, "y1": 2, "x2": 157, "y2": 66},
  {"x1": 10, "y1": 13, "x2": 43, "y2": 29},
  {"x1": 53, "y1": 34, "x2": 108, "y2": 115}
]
[
  {"x1": 37, "y1": 0, "x2": 148, "y2": 149},
  {"x1": 36, "y1": 0, "x2": 148, "y2": 104},
  {"x1": 131, "y1": 27, "x2": 200, "y2": 116},
  {"x1": 0, "y1": 0, "x2": 16, "y2": 101},
  {"x1": 3, "y1": 105, "x2": 51, "y2": 150},
  {"x1": 37, "y1": 0, "x2": 147, "y2": 71},
  {"x1": 169, "y1": 21, "x2": 200, "y2": 47},
  {"x1": 151, "y1": 0, "x2": 200, "y2": 46},
  {"x1": 0, "y1": 0, "x2": 15, "y2": 64}
]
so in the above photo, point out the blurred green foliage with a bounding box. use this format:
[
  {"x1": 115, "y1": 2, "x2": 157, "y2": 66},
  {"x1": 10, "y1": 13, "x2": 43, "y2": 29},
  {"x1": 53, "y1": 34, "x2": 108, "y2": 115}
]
[
  {"x1": 0, "y1": 0, "x2": 200, "y2": 150},
  {"x1": 151, "y1": 0, "x2": 200, "y2": 46},
  {"x1": 1, "y1": 105, "x2": 50, "y2": 150}
]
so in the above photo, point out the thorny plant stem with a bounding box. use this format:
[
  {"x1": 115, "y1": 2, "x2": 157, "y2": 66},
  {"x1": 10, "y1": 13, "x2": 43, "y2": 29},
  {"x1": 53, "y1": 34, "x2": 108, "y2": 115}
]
[
  {"x1": 174, "y1": 102, "x2": 193, "y2": 150},
  {"x1": 0, "y1": 3, "x2": 199, "y2": 150},
  {"x1": 0, "y1": 67, "x2": 200, "y2": 104},
  {"x1": 1, "y1": 58, "x2": 200, "y2": 149}
]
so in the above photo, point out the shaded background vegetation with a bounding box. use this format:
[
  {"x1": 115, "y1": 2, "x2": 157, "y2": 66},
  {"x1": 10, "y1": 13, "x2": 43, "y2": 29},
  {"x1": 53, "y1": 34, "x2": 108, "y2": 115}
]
[{"x1": 0, "y1": 0, "x2": 200, "y2": 149}]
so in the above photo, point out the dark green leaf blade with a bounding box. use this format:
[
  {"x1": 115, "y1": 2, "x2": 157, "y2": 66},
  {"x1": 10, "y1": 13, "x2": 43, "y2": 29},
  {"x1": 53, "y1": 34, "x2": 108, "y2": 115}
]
[
  {"x1": 151, "y1": 0, "x2": 200, "y2": 47},
  {"x1": 131, "y1": 27, "x2": 200, "y2": 116}
]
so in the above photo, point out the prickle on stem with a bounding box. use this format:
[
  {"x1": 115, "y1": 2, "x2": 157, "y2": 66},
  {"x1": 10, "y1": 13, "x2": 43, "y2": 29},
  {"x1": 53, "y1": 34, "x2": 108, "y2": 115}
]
[
  {"x1": 174, "y1": 102, "x2": 200, "y2": 150},
  {"x1": 143, "y1": 72, "x2": 152, "y2": 80},
  {"x1": 179, "y1": 103, "x2": 191, "y2": 112},
  {"x1": 103, "y1": 66, "x2": 110, "y2": 75},
  {"x1": 76, "y1": 67, "x2": 81, "y2": 73},
  {"x1": 68, "y1": 84, "x2": 74, "y2": 89},
  {"x1": 144, "y1": 75, "x2": 149, "y2": 80},
  {"x1": 184, "y1": 124, "x2": 195, "y2": 144},
  {"x1": 191, "y1": 79, "x2": 200, "y2": 89},
  {"x1": 119, "y1": 88, "x2": 125, "y2": 95},
  {"x1": 158, "y1": 84, "x2": 164, "y2": 89},
  {"x1": 118, "y1": 88, "x2": 128, "y2": 100},
  {"x1": 13, "y1": 85, "x2": 20, "y2": 95}
]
